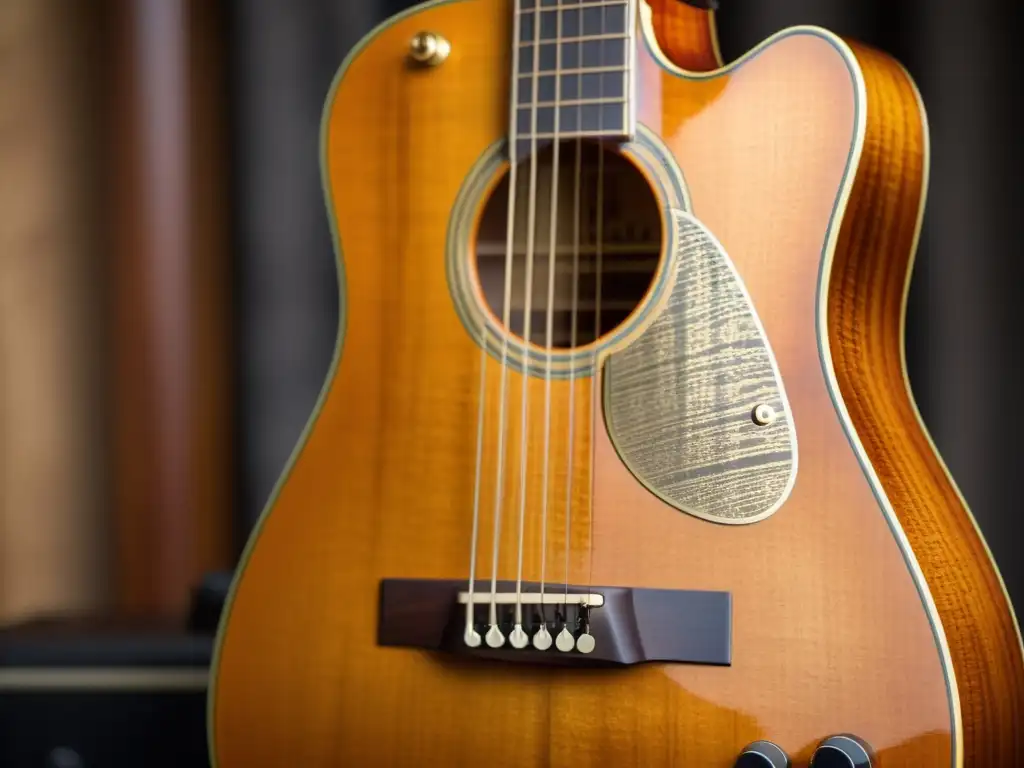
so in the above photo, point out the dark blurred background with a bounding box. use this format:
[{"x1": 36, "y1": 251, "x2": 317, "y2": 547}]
[{"x1": 0, "y1": 0, "x2": 1021, "y2": 765}]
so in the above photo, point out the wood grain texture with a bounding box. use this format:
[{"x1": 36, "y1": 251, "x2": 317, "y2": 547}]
[
  {"x1": 0, "y1": 0, "x2": 107, "y2": 624},
  {"x1": 605, "y1": 210, "x2": 797, "y2": 524},
  {"x1": 206, "y1": 1, "x2": 999, "y2": 766},
  {"x1": 108, "y1": 0, "x2": 233, "y2": 617},
  {"x1": 827, "y1": 40, "x2": 1024, "y2": 767},
  {"x1": 644, "y1": 0, "x2": 720, "y2": 72},
  {"x1": 649, "y1": 9, "x2": 1024, "y2": 760}
]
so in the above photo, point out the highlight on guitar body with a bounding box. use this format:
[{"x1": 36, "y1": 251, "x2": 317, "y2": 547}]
[{"x1": 208, "y1": 0, "x2": 1024, "y2": 765}]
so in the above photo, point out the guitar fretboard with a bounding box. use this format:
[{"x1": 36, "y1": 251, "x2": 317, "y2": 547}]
[{"x1": 512, "y1": 0, "x2": 635, "y2": 159}]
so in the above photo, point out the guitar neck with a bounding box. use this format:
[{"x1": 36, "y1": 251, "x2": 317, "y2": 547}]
[{"x1": 511, "y1": 0, "x2": 638, "y2": 159}]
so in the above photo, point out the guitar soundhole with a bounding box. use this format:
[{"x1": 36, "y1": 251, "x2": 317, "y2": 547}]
[{"x1": 474, "y1": 141, "x2": 663, "y2": 350}]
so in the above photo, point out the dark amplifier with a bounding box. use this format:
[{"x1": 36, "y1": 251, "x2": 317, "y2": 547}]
[{"x1": 0, "y1": 575, "x2": 230, "y2": 768}]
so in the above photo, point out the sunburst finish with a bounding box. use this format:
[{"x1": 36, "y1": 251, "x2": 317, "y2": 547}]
[{"x1": 208, "y1": 1, "x2": 1024, "y2": 766}]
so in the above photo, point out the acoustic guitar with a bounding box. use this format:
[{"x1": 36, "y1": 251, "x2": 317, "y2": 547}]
[{"x1": 208, "y1": 1, "x2": 1024, "y2": 765}]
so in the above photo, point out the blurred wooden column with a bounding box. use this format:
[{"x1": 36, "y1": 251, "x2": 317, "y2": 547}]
[
  {"x1": 0, "y1": 1, "x2": 107, "y2": 624},
  {"x1": 108, "y1": 0, "x2": 232, "y2": 617}
]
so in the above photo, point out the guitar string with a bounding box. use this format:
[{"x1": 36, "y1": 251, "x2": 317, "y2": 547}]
[
  {"x1": 561, "y1": 9, "x2": 589, "y2": 641},
  {"x1": 481, "y1": 0, "x2": 528, "y2": 648},
  {"x1": 563, "y1": 136, "x2": 581, "y2": 618},
  {"x1": 534, "y1": 0, "x2": 564, "y2": 651},
  {"x1": 583, "y1": 0, "x2": 613, "y2": 632},
  {"x1": 473, "y1": 0, "x2": 626, "y2": 649},
  {"x1": 510, "y1": 0, "x2": 545, "y2": 648},
  {"x1": 463, "y1": 312, "x2": 489, "y2": 647}
]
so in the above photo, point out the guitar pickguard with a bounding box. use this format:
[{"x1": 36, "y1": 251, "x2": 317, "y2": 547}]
[{"x1": 604, "y1": 210, "x2": 797, "y2": 524}]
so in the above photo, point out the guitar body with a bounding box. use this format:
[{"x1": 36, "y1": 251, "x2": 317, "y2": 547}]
[{"x1": 209, "y1": 2, "x2": 1024, "y2": 766}]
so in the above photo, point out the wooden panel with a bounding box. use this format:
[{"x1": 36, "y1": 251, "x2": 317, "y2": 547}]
[
  {"x1": 108, "y1": 0, "x2": 231, "y2": 617},
  {"x1": 0, "y1": 0, "x2": 107, "y2": 624},
  {"x1": 185, "y1": 0, "x2": 233, "y2": 605}
]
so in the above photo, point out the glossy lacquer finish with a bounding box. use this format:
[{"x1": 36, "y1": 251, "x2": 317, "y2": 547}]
[{"x1": 209, "y1": 1, "x2": 1024, "y2": 766}]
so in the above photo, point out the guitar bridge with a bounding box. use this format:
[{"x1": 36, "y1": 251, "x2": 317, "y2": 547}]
[{"x1": 377, "y1": 578, "x2": 732, "y2": 667}]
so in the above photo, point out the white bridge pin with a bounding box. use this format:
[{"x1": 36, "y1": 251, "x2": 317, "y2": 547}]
[
  {"x1": 509, "y1": 624, "x2": 529, "y2": 649},
  {"x1": 576, "y1": 632, "x2": 596, "y2": 654},
  {"x1": 555, "y1": 626, "x2": 576, "y2": 652},
  {"x1": 464, "y1": 627, "x2": 482, "y2": 648},
  {"x1": 485, "y1": 625, "x2": 505, "y2": 648},
  {"x1": 532, "y1": 624, "x2": 552, "y2": 651}
]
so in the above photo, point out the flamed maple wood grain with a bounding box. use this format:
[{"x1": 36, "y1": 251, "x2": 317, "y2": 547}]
[
  {"x1": 210, "y1": 1, "x2": 1023, "y2": 766},
  {"x1": 825, "y1": 39, "x2": 1024, "y2": 768},
  {"x1": 645, "y1": 0, "x2": 720, "y2": 72}
]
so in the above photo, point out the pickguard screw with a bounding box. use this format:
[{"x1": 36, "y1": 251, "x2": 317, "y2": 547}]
[{"x1": 752, "y1": 403, "x2": 777, "y2": 426}]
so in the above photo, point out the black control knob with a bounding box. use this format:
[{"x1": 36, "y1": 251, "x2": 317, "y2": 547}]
[
  {"x1": 809, "y1": 735, "x2": 873, "y2": 768},
  {"x1": 735, "y1": 740, "x2": 790, "y2": 768}
]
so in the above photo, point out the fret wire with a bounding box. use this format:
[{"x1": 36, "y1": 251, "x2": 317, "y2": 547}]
[
  {"x1": 624, "y1": 0, "x2": 635, "y2": 140},
  {"x1": 515, "y1": 0, "x2": 628, "y2": 13},
  {"x1": 519, "y1": 32, "x2": 628, "y2": 44},
  {"x1": 516, "y1": 65, "x2": 627, "y2": 77},
  {"x1": 528, "y1": 97, "x2": 625, "y2": 107},
  {"x1": 523, "y1": 129, "x2": 622, "y2": 139}
]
